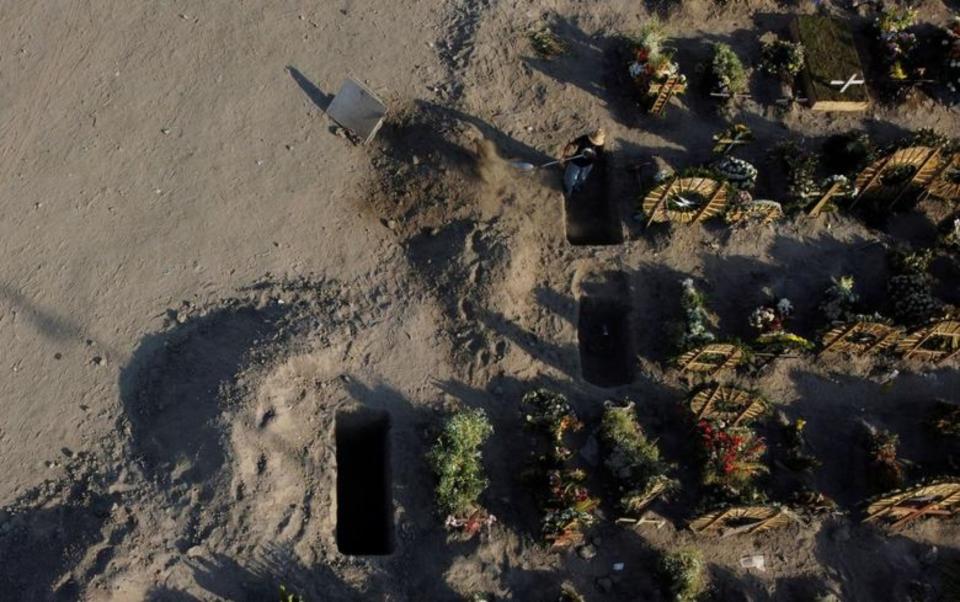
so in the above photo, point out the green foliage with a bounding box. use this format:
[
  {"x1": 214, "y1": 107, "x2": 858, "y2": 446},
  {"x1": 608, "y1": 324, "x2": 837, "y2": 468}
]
[
  {"x1": 678, "y1": 278, "x2": 716, "y2": 351},
  {"x1": 523, "y1": 389, "x2": 598, "y2": 547},
  {"x1": 523, "y1": 389, "x2": 581, "y2": 461},
  {"x1": 888, "y1": 248, "x2": 941, "y2": 326},
  {"x1": 907, "y1": 128, "x2": 960, "y2": 154},
  {"x1": 428, "y1": 408, "x2": 494, "y2": 520},
  {"x1": 820, "y1": 275, "x2": 858, "y2": 323},
  {"x1": 280, "y1": 585, "x2": 304, "y2": 602},
  {"x1": 776, "y1": 140, "x2": 819, "y2": 212},
  {"x1": 600, "y1": 402, "x2": 675, "y2": 515},
  {"x1": 659, "y1": 549, "x2": 706, "y2": 602},
  {"x1": 626, "y1": 20, "x2": 666, "y2": 58},
  {"x1": 529, "y1": 25, "x2": 568, "y2": 59},
  {"x1": 877, "y1": 5, "x2": 918, "y2": 33},
  {"x1": 759, "y1": 36, "x2": 805, "y2": 80},
  {"x1": 711, "y1": 43, "x2": 748, "y2": 96}
]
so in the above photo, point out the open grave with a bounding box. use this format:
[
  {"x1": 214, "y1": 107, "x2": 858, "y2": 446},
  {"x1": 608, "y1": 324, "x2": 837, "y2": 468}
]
[
  {"x1": 335, "y1": 409, "x2": 394, "y2": 555},
  {"x1": 564, "y1": 158, "x2": 623, "y2": 245},
  {"x1": 577, "y1": 272, "x2": 634, "y2": 387}
]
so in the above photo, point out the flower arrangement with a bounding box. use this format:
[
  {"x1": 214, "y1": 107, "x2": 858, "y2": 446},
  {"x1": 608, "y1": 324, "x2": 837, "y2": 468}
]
[
  {"x1": 678, "y1": 278, "x2": 717, "y2": 351},
  {"x1": 698, "y1": 419, "x2": 768, "y2": 492},
  {"x1": 712, "y1": 156, "x2": 758, "y2": 189},
  {"x1": 776, "y1": 140, "x2": 820, "y2": 212},
  {"x1": 749, "y1": 298, "x2": 815, "y2": 354},
  {"x1": 724, "y1": 190, "x2": 784, "y2": 225},
  {"x1": 759, "y1": 35, "x2": 805, "y2": 81},
  {"x1": 876, "y1": 5, "x2": 919, "y2": 81},
  {"x1": 711, "y1": 43, "x2": 749, "y2": 97},
  {"x1": 864, "y1": 423, "x2": 906, "y2": 491},
  {"x1": 711, "y1": 123, "x2": 753, "y2": 154},
  {"x1": 428, "y1": 408, "x2": 496, "y2": 537},
  {"x1": 659, "y1": 549, "x2": 705, "y2": 602},
  {"x1": 523, "y1": 389, "x2": 582, "y2": 461},
  {"x1": 780, "y1": 415, "x2": 820, "y2": 473},
  {"x1": 627, "y1": 21, "x2": 687, "y2": 106},
  {"x1": 542, "y1": 468, "x2": 600, "y2": 548},
  {"x1": 887, "y1": 248, "x2": 942, "y2": 327},
  {"x1": 522, "y1": 389, "x2": 599, "y2": 548},
  {"x1": 600, "y1": 401, "x2": 676, "y2": 516}
]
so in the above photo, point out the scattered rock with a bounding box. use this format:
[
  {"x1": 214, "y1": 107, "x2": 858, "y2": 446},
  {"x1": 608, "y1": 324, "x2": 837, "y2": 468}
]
[
  {"x1": 92, "y1": 356, "x2": 106, "y2": 367},
  {"x1": 577, "y1": 544, "x2": 597, "y2": 560}
]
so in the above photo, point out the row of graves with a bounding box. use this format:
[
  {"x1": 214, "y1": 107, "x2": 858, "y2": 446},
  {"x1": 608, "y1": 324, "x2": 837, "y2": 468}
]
[
  {"x1": 666, "y1": 273, "x2": 960, "y2": 536},
  {"x1": 428, "y1": 267, "x2": 959, "y2": 547},
  {"x1": 622, "y1": 10, "x2": 960, "y2": 116},
  {"x1": 637, "y1": 124, "x2": 960, "y2": 257}
]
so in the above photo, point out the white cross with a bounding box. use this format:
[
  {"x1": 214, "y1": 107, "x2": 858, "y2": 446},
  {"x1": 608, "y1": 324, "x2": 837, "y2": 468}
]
[{"x1": 829, "y1": 73, "x2": 865, "y2": 94}]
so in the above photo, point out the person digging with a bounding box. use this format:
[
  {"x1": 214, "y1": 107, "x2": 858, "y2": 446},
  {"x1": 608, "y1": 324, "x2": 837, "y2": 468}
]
[{"x1": 561, "y1": 128, "x2": 605, "y2": 195}]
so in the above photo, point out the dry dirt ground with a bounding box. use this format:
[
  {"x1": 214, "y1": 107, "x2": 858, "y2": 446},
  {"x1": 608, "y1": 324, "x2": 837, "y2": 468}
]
[{"x1": 1, "y1": 0, "x2": 959, "y2": 601}]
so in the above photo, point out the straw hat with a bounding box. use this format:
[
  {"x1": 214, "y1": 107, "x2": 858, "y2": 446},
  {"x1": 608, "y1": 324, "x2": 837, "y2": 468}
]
[{"x1": 588, "y1": 128, "x2": 606, "y2": 146}]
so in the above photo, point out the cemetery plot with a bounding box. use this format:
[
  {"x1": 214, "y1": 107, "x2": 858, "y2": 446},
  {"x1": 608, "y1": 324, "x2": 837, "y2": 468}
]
[
  {"x1": 864, "y1": 480, "x2": 960, "y2": 529},
  {"x1": 641, "y1": 177, "x2": 729, "y2": 225},
  {"x1": 676, "y1": 343, "x2": 744, "y2": 376},
  {"x1": 689, "y1": 505, "x2": 798, "y2": 536},
  {"x1": 688, "y1": 385, "x2": 767, "y2": 427},
  {"x1": 792, "y1": 15, "x2": 869, "y2": 111},
  {"x1": 820, "y1": 321, "x2": 903, "y2": 357},
  {"x1": 897, "y1": 319, "x2": 960, "y2": 363},
  {"x1": 336, "y1": 409, "x2": 394, "y2": 555}
]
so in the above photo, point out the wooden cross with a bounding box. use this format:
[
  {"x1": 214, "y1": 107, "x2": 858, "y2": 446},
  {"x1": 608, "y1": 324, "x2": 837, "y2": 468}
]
[{"x1": 830, "y1": 73, "x2": 865, "y2": 94}]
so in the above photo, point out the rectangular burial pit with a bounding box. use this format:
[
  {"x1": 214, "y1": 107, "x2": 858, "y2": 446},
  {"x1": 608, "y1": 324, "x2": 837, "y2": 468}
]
[
  {"x1": 335, "y1": 409, "x2": 394, "y2": 555},
  {"x1": 577, "y1": 296, "x2": 635, "y2": 387},
  {"x1": 564, "y1": 159, "x2": 623, "y2": 246}
]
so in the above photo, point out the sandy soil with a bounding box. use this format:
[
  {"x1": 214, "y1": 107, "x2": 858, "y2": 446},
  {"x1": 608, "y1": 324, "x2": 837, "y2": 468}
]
[{"x1": 1, "y1": 0, "x2": 958, "y2": 600}]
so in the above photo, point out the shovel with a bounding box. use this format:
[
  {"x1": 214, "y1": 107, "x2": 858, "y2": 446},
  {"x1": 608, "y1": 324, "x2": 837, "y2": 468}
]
[{"x1": 509, "y1": 148, "x2": 595, "y2": 172}]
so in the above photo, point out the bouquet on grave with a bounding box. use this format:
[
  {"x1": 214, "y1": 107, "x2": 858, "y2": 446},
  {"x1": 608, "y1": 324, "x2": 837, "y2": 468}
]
[
  {"x1": 712, "y1": 156, "x2": 758, "y2": 190},
  {"x1": 864, "y1": 422, "x2": 906, "y2": 491},
  {"x1": 697, "y1": 419, "x2": 768, "y2": 492},
  {"x1": 887, "y1": 248, "x2": 943, "y2": 327},
  {"x1": 876, "y1": 5, "x2": 919, "y2": 80},
  {"x1": 541, "y1": 468, "x2": 600, "y2": 548},
  {"x1": 428, "y1": 408, "x2": 497, "y2": 537},
  {"x1": 678, "y1": 278, "x2": 717, "y2": 351},
  {"x1": 749, "y1": 298, "x2": 815, "y2": 354},
  {"x1": 600, "y1": 401, "x2": 677, "y2": 516},
  {"x1": 627, "y1": 22, "x2": 687, "y2": 97}
]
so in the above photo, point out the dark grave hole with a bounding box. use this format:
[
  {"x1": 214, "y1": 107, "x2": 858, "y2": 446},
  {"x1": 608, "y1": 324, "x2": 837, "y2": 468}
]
[
  {"x1": 564, "y1": 159, "x2": 623, "y2": 245},
  {"x1": 335, "y1": 409, "x2": 394, "y2": 555},
  {"x1": 578, "y1": 296, "x2": 634, "y2": 387}
]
